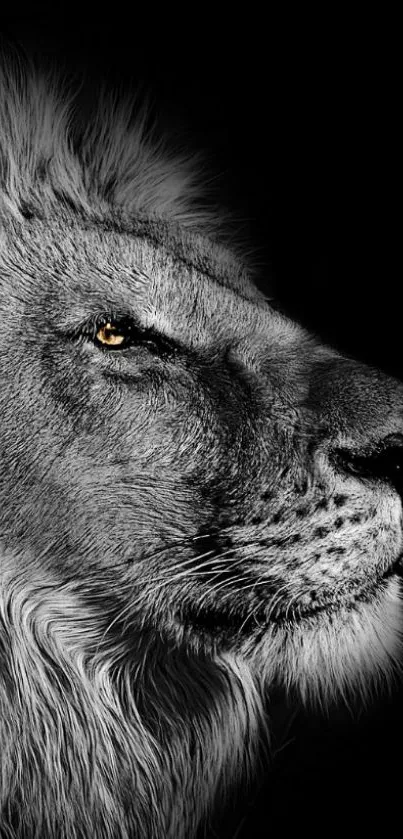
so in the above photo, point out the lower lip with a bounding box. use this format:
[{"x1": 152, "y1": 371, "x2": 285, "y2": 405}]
[
  {"x1": 180, "y1": 568, "x2": 403, "y2": 633},
  {"x1": 270, "y1": 571, "x2": 402, "y2": 625}
]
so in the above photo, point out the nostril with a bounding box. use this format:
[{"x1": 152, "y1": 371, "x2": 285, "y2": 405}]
[{"x1": 333, "y1": 433, "x2": 403, "y2": 494}]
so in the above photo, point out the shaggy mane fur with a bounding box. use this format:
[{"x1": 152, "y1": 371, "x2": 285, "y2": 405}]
[{"x1": 0, "y1": 55, "x2": 215, "y2": 230}]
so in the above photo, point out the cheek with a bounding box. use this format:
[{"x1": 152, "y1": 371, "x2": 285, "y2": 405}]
[
  {"x1": 39, "y1": 340, "x2": 121, "y2": 435},
  {"x1": 37, "y1": 451, "x2": 200, "y2": 571}
]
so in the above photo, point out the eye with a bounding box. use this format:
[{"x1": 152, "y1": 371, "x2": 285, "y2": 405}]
[
  {"x1": 95, "y1": 322, "x2": 127, "y2": 348},
  {"x1": 82, "y1": 314, "x2": 176, "y2": 357}
]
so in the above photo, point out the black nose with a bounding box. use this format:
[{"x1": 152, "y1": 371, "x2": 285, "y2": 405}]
[{"x1": 333, "y1": 433, "x2": 403, "y2": 494}]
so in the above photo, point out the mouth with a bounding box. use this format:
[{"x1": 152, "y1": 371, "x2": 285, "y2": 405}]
[{"x1": 178, "y1": 558, "x2": 403, "y2": 637}]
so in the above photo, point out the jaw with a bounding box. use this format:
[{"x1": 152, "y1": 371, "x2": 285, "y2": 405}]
[
  {"x1": 246, "y1": 575, "x2": 403, "y2": 708},
  {"x1": 170, "y1": 576, "x2": 403, "y2": 709}
]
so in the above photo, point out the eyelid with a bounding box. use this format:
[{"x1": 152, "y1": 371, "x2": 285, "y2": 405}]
[{"x1": 77, "y1": 313, "x2": 177, "y2": 356}]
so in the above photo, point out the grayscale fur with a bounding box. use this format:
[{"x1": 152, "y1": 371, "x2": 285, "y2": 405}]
[{"x1": 0, "y1": 55, "x2": 402, "y2": 838}]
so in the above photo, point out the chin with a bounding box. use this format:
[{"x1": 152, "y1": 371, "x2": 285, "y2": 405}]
[
  {"x1": 246, "y1": 574, "x2": 403, "y2": 709},
  {"x1": 170, "y1": 575, "x2": 403, "y2": 710}
]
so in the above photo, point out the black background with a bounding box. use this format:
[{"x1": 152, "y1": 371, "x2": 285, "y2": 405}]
[{"x1": 1, "y1": 14, "x2": 401, "y2": 837}]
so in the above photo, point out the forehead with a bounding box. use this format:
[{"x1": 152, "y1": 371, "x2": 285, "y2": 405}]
[{"x1": 2, "y1": 212, "x2": 269, "y2": 346}]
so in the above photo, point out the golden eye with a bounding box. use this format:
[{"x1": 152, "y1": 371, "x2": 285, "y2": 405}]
[{"x1": 95, "y1": 322, "x2": 126, "y2": 347}]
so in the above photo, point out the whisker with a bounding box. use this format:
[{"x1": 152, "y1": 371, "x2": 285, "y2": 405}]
[
  {"x1": 135, "y1": 550, "x2": 245, "y2": 588},
  {"x1": 195, "y1": 575, "x2": 250, "y2": 610}
]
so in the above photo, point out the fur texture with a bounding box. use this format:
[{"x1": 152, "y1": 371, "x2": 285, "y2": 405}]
[
  {"x1": 0, "y1": 56, "x2": 403, "y2": 838},
  {"x1": 0, "y1": 56, "x2": 211, "y2": 227}
]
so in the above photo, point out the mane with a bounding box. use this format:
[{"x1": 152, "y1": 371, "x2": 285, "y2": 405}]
[
  {"x1": 0, "y1": 54, "x2": 217, "y2": 232},
  {"x1": 0, "y1": 50, "x2": 267, "y2": 838}
]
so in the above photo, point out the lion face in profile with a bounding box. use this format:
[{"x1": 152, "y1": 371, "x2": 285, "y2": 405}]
[{"x1": 0, "y1": 58, "x2": 402, "y2": 839}]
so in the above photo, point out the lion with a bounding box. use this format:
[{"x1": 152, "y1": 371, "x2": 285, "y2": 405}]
[{"x1": 0, "y1": 55, "x2": 402, "y2": 839}]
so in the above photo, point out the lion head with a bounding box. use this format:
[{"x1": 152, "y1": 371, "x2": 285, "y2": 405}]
[{"x1": 0, "y1": 57, "x2": 402, "y2": 839}]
